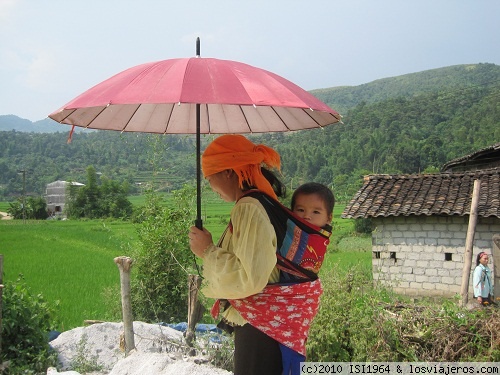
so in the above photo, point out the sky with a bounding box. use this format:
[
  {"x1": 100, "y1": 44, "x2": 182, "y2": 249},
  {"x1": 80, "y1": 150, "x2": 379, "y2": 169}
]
[{"x1": 0, "y1": 0, "x2": 499, "y2": 122}]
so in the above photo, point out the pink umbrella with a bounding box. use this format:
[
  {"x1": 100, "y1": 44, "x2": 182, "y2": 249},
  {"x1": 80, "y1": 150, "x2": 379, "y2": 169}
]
[{"x1": 49, "y1": 39, "x2": 341, "y2": 227}]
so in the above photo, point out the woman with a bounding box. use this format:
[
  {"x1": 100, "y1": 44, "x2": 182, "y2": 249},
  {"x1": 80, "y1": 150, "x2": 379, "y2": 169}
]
[
  {"x1": 473, "y1": 252, "x2": 493, "y2": 306},
  {"x1": 188, "y1": 134, "x2": 286, "y2": 375}
]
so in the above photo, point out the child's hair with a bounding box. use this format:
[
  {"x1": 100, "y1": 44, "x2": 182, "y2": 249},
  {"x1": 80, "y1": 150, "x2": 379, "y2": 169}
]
[{"x1": 291, "y1": 182, "x2": 335, "y2": 215}]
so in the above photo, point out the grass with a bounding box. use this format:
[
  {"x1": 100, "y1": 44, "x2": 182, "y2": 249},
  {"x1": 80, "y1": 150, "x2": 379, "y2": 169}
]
[
  {"x1": 0, "y1": 219, "x2": 138, "y2": 330},
  {"x1": 0, "y1": 201, "x2": 10, "y2": 212},
  {"x1": 0, "y1": 196, "x2": 370, "y2": 331}
]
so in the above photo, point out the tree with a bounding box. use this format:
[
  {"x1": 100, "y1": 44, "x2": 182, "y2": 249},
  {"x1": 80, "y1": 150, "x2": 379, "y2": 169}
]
[
  {"x1": 131, "y1": 185, "x2": 196, "y2": 323},
  {"x1": 8, "y1": 196, "x2": 48, "y2": 220},
  {"x1": 67, "y1": 166, "x2": 133, "y2": 219},
  {"x1": 1, "y1": 276, "x2": 58, "y2": 372}
]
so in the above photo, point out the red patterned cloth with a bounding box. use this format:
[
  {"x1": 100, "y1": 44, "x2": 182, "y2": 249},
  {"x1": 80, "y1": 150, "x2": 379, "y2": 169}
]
[{"x1": 211, "y1": 279, "x2": 322, "y2": 356}]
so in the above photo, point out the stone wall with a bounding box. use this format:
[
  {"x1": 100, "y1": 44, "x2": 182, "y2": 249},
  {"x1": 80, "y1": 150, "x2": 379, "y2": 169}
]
[{"x1": 371, "y1": 215, "x2": 499, "y2": 297}]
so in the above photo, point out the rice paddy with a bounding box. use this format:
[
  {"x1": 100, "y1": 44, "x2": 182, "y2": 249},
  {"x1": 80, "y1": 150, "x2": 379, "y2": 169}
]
[{"x1": 0, "y1": 197, "x2": 370, "y2": 331}]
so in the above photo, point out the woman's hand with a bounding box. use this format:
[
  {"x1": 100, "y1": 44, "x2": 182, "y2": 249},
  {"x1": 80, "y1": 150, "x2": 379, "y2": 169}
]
[{"x1": 189, "y1": 226, "x2": 214, "y2": 258}]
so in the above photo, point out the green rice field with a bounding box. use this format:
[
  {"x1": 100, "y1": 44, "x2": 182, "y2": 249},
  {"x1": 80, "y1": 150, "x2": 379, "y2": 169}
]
[
  {"x1": 0, "y1": 197, "x2": 370, "y2": 331},
  {"x1": 0, "y1": 220, "x2": 137, "y2": 330},
  {"x1": 0, "y1": 201, "x2": 10, "y2": 212}
]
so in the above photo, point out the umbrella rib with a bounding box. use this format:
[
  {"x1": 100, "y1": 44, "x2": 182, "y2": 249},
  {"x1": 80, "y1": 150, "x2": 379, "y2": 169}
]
[
  {"x1": 302, "y1": 108, "x2": 323, "y2": 128},
  {"x1": 271, "y1": 107, "x2": 292, "y2": 131},
  {"x1": 205, "y1": 104, "x2": 211, "y2": 133},
  {"x1": 163, "y1": 103, "x2": 176, "y2": 134},
  {"x1": 83, "y1": 105, "x2": 110, "y2": 129},
  {"x1": 120, "y1": 105, "x2": 141, "y2": 132},
  {"x1": 238, "y1": 105, "x2": 253, "y2": 133},
  {"x1": 54, "y1": 109, "x2": 77, "y2": 124}
]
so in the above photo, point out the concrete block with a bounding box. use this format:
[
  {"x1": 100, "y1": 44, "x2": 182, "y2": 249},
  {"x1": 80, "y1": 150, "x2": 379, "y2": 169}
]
[
  {"x1": 437, "y1": 238, "x2": 451, "y2": 245},
  {"x1": 441, "y1": 276, "x2": 455, "y2": 284},
  {"x1": 437, "y1": 269, "x2": 450, "y2": 277},
  {"x1": 425, "y1": 238, "x2": 438, "y2": 245},
  {"x1": 415, "y1": 275, "x2": 427, "y2": 283},
  {"x1": 416, "y1": 260, "x2": 429, "y2": 268},
  {"x1": 422, "y1": 282, "x2": 436, "y2": 290},
  {"x1": 413, "y1": 268, "x2": 425, "y2": 275},
  {"x1": 425, "y1": 268, "x2": 438, "y2": 276},
  {"x1": 402, "y1": 274, "x2": 415, "y2": 282}
]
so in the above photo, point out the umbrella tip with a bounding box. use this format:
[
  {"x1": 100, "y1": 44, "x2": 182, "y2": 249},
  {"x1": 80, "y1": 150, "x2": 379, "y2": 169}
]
[{"x1": 196, "y1": 37, "x2": 200, "y2": 57}]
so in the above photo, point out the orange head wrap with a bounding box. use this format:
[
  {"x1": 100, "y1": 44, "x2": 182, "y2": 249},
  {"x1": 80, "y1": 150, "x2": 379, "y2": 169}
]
[{"x1": 202, "y1": 135, "x2": 281, "y2": 200}]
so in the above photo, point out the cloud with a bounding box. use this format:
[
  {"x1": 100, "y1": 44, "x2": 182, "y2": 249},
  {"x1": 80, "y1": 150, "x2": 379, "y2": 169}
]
[
  {"x1": 24, "y1": 49, "x2": 58, "y2": 90},
  {"x1": 0, "y1": 46, "x2": 59, "y2": 91},
  {"x1": 0, "y1": 0, "x2": 20, "y2": 27}
]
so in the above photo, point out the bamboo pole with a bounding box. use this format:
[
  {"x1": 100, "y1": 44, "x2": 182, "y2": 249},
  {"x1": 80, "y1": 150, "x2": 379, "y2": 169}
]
[
  {"x1": 460, "y1": 179, "x2": 481, "y2": 307},
  {"x1": 492, "y1": 234, "x2": 500, "y2": 302},
  {"x1": 114, "y1": 256, "x2": 135, "y2": 355},
  {"x1": 0, "y1": 254, "x2": 3, "y2": 354},
  {"x1": 185, "y1": 274, "x2": 204, "y2": 348}
]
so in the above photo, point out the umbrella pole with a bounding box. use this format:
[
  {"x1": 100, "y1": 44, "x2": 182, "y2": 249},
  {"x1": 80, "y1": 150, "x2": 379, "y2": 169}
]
[
  {"x1": 195, "y1": 37, "x2": 203, "y2": 229},
  {"x1": 195, "y1": 103, "x2": 203, "y2": 229}
]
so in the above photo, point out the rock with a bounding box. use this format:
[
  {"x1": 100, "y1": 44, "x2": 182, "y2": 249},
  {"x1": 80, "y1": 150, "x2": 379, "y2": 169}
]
[
  {"x1": 47, "y1": 367, "x2": 82, "y2": 375},
  {"x1": 49, "y1": 321, "x2": 233, "y2": 375},
  {"x1": 108, "y1": 352, "x2": 231, "y2": 375}
]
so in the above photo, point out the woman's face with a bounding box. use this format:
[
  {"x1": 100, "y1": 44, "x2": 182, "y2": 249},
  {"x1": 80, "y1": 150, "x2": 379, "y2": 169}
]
[
  {"x1": 205, "y1": 170, "x2": 241, "y2": 202},
  {"x1": 479, "y1": 254, "x2": 489, "y2": 266}
]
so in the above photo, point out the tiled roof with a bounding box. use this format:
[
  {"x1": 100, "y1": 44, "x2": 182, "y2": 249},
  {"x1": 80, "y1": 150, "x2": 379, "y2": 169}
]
[
  {"x1": 441, "y1": 143, "x2": 500, "y2": 172},
  {"x1": 341, "y1": 168, "x2": 500, "y2": 219}
]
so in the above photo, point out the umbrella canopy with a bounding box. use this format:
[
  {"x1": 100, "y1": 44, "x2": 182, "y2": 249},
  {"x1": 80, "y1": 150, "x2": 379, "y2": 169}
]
[
  {"x1": 49, "y1": 49, "x2": 341, "y2": 228},
  {"x1": 49, "y1": 57, "x2": 340, "y2": 133}
]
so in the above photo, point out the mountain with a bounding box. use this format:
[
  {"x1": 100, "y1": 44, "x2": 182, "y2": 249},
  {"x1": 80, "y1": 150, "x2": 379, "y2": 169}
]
[
  {"x1": 3, "y1": 63, "x2": 499, "y2": 133},
  {"x1": 310, "y1": 63, "x2": 500, "y2": 115},
  {"x1": 1, "y1": 63, "x2": 498, "y2": 202},
  {"x1": 0, "y1": 115, "x2": 78, "y2": 133}
]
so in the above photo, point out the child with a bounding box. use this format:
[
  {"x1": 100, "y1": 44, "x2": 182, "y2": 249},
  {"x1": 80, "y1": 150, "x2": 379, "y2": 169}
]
[
  {"x1": 291, "y1": 182, "x2": 334, "y2": 230},
  {"x1": 473, "y1": 252, "x2": 493, "y2": 306}
]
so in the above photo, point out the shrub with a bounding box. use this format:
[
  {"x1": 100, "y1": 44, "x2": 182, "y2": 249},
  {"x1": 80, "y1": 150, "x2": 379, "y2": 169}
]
[
  {"x1": 307, "y1": 263, "x2": 403, "y2": 361},
  {"x1": 131, "y1": 185, "x2": 197, "y2": 323},
  {"x1": 8, "y1": 196, "x2": 48, "y2": 220},
  {"x1": 354, "y1": 217, "x2": 374, "y2": 234},
  {"x1": 1, "y1": 275, "x2": 58, "y2": 374},
  {"x1": 308, "y1": 264, "x2": 500, "y2": 361}
]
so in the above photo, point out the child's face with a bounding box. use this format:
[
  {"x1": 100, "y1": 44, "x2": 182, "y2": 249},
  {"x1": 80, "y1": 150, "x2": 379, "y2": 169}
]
[
  {"x1": 293, "y1": 193, "x2": 332, "y2": 228},
  {"x1": 479, "y1": 254, "x2": 489, "y2": 266}
]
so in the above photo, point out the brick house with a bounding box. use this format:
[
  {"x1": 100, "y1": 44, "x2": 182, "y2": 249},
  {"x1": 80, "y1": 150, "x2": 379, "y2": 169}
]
[{"x1": 342, "y1": 143, "x2": 500, "y2": 299}]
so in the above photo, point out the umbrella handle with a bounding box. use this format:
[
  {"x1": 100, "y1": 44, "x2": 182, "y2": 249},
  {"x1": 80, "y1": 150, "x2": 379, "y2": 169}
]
[{"x1": 195, "y1": 218, "x2": 203, "y2": 230}]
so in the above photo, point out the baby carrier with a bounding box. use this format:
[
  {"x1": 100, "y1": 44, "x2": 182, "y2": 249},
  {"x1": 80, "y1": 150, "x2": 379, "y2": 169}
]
[{"x1": 243, "y1": 190, "x2": 332, "y2": 282}]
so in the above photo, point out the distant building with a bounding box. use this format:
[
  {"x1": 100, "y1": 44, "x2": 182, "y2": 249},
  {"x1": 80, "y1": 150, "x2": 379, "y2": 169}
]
[{"x1": 45, "y1": 180, "x2": 84, "y2": 216}]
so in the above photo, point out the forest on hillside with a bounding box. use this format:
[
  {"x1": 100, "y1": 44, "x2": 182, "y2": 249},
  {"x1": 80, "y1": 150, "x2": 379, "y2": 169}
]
[{"x1": 0, "y1": 63, "x2": 498, "y2": 203}]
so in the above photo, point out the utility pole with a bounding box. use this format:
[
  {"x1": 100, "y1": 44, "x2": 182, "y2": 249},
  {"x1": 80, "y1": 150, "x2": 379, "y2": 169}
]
[{"x1": 18, "y1": 169, "x2": 26, "y2": 223}]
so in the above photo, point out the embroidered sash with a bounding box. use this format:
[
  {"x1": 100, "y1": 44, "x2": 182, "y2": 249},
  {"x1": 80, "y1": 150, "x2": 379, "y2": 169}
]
[{"x1": 211, "y1": 279, "x2": 322, "y2": 356}]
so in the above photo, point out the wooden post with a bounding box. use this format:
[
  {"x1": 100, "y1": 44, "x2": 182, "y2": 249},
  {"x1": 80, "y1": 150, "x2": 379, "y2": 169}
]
[
  {"x1": 0, "y1": 254, "x2": 3, "y2": 354},
  {"x1": 185, "y1": 274, "x2": 204, "y2": 348},
  {"x1": 492, "y1": 234, "x2": 500, "y2": 302},
  {"x1": 114, "y1": 256, "x2": 135, "y2": 355},
  {"x1": 460, "y1": 179, "x2": 481, "y2": 307}
]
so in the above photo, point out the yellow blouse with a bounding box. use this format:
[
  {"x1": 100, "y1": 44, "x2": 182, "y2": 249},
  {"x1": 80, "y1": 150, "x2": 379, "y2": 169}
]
[{"x1": 202, "y1": 195, "x2": 280, "y2": 326}]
